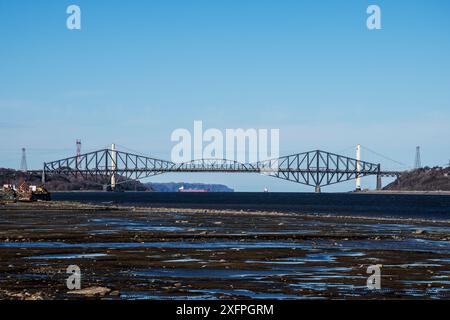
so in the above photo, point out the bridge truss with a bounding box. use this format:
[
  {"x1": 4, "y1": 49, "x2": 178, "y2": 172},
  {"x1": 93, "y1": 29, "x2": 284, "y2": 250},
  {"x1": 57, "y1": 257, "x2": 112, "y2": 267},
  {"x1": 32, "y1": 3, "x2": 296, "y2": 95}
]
[
  {"x1": 39, "y1": 148, "x2": 400, "y2": 191},
  {"x1": 256, "y1": 150, "x2": 381, "y2": 190}
]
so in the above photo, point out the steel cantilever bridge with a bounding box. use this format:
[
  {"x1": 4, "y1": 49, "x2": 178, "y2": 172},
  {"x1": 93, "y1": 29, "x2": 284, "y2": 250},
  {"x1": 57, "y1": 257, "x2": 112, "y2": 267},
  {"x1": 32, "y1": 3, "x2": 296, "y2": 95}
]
[{"x1": 38, "y1": 146, "x2": 402, "y2": 192}]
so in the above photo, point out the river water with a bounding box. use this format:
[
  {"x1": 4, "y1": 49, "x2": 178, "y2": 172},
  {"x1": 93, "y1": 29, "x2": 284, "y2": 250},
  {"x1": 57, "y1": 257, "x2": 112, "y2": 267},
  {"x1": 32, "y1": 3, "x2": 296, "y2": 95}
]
[{"x1": 53, "y1": 192, "x2": 450, "y2": 220}]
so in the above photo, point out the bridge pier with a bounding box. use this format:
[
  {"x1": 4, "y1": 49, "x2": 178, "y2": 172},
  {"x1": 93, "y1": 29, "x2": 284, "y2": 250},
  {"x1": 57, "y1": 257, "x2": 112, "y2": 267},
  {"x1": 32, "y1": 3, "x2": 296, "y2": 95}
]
[
  {"x1": 376, "y1": 175, "x2": 382, "y2": 190},
  {"x1": 315, "y1": 186, "x2": 321, "y2": 193},
  {"x1": 376, "y1": 164, "x2": 382, "y2": 190},
  {"x1": 356, "y1": 144, "x2": 361, "y2": 191},
  {"x1": 111, "y1": 143, "x2": 117, "y2": 191},
  {"x1": 41, "y1": 164, "x2": 46, "y2": 184}
]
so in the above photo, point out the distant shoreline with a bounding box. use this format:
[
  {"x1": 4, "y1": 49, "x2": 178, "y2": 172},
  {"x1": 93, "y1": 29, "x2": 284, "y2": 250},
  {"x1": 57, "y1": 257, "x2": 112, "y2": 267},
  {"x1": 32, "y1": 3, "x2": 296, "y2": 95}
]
[
  {"x1": 49, "y1": 190, "x2": 450, "y2": 196},
  {"x1": 356, "y1": 190, "x2": 450, "y2": 195}
]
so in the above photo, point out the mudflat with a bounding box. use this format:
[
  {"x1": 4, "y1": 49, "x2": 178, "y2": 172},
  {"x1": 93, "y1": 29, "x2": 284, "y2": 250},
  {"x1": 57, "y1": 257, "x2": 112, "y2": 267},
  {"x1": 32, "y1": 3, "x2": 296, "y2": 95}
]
[{"x1": 1, "y1": 201, "x2": 450, "y2": 300}]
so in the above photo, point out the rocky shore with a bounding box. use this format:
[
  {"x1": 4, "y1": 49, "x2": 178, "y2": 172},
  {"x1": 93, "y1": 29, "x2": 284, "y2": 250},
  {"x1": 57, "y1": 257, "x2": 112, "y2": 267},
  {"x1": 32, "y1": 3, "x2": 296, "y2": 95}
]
[{"x1": 1, "y1": 201, "x2": 450, "y2": 300}]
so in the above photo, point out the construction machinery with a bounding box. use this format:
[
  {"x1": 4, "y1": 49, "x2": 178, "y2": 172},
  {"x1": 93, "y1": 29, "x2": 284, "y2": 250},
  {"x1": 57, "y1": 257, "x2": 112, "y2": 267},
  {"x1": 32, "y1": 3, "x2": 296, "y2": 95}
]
[{"x1": 1, "y1": 182, "x2": 51, "y2": 202}]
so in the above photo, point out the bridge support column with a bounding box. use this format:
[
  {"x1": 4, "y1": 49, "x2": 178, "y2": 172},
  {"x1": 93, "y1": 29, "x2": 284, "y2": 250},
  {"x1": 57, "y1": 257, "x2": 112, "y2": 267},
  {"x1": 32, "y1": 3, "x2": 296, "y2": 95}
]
[
  {"x1": 355, "y1": 144, "x2": 361, "y2": 191},
  {"x1": 376, "y1": 175, "x2": 382, "y2": 190},
  {"x1": 41, "y1": 164, "x2": 46, "y2": 184},
  {"x1": 315, "y1": 185, "x2": 321, "y2": 193},
  {"x1": 376, "y1": 164, "x2": 382, "y2": 191},
  {"x1": 111, "y1": 143, "x2": 117, "y2": 191}
]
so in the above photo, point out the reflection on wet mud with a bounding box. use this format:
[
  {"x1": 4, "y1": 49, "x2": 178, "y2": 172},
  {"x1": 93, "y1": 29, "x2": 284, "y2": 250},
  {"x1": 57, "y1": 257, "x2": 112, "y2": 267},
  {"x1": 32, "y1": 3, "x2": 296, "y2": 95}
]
[{"x1": 1, "y1": 202, "x2": 450, "y2": 299}]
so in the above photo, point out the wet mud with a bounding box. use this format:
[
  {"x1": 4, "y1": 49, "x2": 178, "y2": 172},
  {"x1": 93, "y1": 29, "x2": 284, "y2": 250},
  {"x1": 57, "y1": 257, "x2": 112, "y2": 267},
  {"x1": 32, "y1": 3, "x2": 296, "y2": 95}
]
[{"x1": 1, "y1": 201, "x2": 450, "y2": 300}]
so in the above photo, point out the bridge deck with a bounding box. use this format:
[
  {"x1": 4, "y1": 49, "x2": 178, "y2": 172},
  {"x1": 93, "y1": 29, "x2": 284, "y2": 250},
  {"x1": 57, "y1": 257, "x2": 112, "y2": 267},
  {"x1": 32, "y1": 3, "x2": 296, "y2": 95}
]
[{"x1": 21, "y1": 148, "x2": 405, "y2": 189}]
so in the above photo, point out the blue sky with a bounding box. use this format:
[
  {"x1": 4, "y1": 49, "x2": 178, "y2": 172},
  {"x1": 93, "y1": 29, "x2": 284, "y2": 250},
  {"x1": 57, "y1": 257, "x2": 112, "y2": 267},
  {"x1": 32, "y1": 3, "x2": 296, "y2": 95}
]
[{"x1": 1, "y1": 0, "x2": 449, "y2": 191}]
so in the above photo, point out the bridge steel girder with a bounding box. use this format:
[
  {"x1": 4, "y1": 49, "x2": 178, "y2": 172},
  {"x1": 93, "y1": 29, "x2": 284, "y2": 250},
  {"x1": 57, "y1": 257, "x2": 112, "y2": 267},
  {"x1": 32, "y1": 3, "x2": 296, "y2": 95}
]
[
  {"x1": 42, "y1": 149, "x2": 385, "y2": 189},
  {"x1": 255, "y1": 150, "x2": 380, "y2": 188},
  {"x1": 43, "y1": 149, "x2": 175, "y2": 184}
]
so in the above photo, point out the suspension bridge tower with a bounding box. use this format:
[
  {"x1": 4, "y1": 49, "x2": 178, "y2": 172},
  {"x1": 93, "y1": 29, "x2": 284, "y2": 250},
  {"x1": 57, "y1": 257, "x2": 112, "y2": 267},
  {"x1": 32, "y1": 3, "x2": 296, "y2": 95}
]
[
  {"x1": 356, "y1": 144, "x2": 361, "y2": 191},
  {"x1": 76, "y1": 139, "x2": 82, "y2": 168},
  {"x1": 414, "y1": 146, "x2": 422, "y2": 169},
  {"x1": 355, "y1": 145, "x2": 383, "y2": 191},
  {"x1": 20, "y1": 148, "x2": 28, "y2": 172},
  {"x1": 111, "y1": 143, "x2": 117, "y2": 191}
]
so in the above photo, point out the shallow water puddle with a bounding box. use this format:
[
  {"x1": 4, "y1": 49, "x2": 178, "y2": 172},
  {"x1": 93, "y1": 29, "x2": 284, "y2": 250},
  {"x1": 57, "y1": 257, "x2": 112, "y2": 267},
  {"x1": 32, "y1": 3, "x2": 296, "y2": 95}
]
[
  {"x1": 131, "y1": 268, "x2": 302, "y2": 279},
  {"x1": 296, "y1": 251, "x2": 365, "y2": 262},
  {"x1": 0, "y1": 241, "x2": 315, "y2": 250},
  {"x1": 289, "y1": 281, "x2": 366, "y2": 292},
  {"x1": 188, "y1": 288, "x2": 308, "y2": 299},
  {"x1": 162, "y1": 258, "x2": 203, "y2": 263},
  {"x1": 4, "y1": 238, "x2": 450, "y2": 253},
  {"x1": 119, "y1": 292, "x2": 218, "y2": 300},
  {"x1": 87, "y1": 218, "x2": 184, "y2": 232},
  {"x1": 25, "y1": 253, "x2": 108, "y2": 260}
]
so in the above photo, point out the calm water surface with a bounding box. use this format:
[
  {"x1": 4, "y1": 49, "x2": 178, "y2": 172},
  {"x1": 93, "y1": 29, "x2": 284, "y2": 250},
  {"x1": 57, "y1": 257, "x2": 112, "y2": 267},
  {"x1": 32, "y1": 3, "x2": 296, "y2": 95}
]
[{"x1": 53, "y1": 192, "x2": 450, "y2": 220}]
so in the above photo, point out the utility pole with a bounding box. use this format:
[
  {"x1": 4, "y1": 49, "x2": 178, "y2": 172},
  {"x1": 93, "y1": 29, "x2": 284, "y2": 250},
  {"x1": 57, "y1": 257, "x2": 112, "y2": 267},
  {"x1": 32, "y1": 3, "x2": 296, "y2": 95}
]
[
  {"x1": 414, "y1": 146, "x2": 422, "y2": 169},
  {"x1": 20, "y1": 148, "x2": 28, "y2": 172}
]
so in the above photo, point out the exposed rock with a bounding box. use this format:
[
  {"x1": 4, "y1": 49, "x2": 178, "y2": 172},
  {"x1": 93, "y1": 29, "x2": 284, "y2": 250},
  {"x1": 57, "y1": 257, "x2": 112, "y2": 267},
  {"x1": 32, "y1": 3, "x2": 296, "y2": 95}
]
[
  {"x1": 67, "y1": 286, "x2": 111, "y2": 297},
  {"x1": 1, "y1": 290, "x2": 44, "y2": 300}
]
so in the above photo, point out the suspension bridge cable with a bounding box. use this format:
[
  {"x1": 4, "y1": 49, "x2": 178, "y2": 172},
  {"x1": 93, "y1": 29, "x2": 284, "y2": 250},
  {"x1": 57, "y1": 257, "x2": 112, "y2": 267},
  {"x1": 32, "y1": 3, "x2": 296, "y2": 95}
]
[
  {"x1": 334, "y1": 146, "x2": 357, "y2": 156},
  {"x1": 360, "y1": 146, "x2": 409, "y2": 168},
  {"x1": 114, "y1": 144, "x2": 150, "y2": 157}
]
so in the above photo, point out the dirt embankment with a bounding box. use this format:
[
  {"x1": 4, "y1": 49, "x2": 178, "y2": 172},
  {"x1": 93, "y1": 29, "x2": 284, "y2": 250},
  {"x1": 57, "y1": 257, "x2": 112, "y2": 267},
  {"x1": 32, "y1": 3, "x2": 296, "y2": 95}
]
[
  {"x1": 0, "y1": 168, "x2": 150, "y2": 192},
  {"x1": 385, "y1": 167, "x2": 450, "y2": 191}
]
